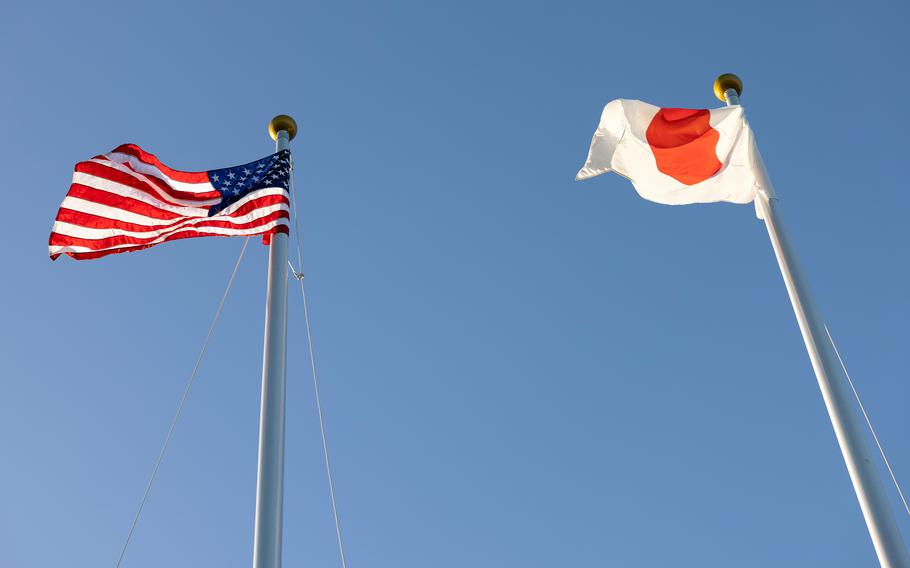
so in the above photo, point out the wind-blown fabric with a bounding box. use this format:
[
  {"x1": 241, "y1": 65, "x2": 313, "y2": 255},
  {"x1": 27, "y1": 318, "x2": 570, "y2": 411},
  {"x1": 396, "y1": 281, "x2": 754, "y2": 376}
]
[
  {"x1": 576, "y1": 99, "x2": 769, "y2": 205},
  {"x1": 49, "y1": 144, "x2": 291, "y2": 260}
]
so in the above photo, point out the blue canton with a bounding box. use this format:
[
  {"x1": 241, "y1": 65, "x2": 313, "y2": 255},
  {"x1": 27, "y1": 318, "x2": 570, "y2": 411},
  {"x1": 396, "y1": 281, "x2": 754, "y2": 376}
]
[{"x1": 206, "y1": 149, "x2": 291, "y2": 216}]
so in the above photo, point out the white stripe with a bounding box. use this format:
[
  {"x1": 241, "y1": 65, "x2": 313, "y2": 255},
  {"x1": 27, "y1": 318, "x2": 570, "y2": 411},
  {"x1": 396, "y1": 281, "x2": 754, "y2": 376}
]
[
  {"x1": 59, "y1": 195, "x2": 289, "y2": 230},
  {"x1": 217, "y1": 187, "x2": 287, "y2": 216},
  {"x1": 50, "y1": 219, "x2": 289, "y2": 254},
  {"x1": 51, "y1": 206, "x2": 288, "y2": 240},
  {"x1": 90, "y1": 158, "x2": 221, "y2": 207},
  {"x1": 59, "y1": 196, "x2": 185, "y2": 226},
  {"x1": 105, "y1": 152, "x2": 215, "y2": 195},
  {"x1": 72, "y1": 171, "x2": 287, "y2": 218}
]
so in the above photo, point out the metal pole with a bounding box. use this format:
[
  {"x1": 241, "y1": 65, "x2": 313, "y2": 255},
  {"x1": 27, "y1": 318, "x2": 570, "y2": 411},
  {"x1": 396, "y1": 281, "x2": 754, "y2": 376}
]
[
  {"x1": 714, "y1": 74, "x2": 909, "y2": 567},
  {"x1": 253, "y1": 115, "x2": 298, "y2": 568}
]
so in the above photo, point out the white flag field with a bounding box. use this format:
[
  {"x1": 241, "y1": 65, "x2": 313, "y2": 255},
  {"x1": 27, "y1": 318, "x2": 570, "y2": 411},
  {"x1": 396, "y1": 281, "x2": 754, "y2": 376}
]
[{"x1": 576, "y1": 99, "x2": 772, "y2": 205}]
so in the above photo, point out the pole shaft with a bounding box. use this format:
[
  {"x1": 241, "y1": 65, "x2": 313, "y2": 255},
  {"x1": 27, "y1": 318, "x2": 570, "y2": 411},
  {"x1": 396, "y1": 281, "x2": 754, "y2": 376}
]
[
  {"x1": 253, "y1": 130, "x2": 291, "y2": 568},
  {"x1": 729, "y1": 94, "x2": 909, "y2": 566}
]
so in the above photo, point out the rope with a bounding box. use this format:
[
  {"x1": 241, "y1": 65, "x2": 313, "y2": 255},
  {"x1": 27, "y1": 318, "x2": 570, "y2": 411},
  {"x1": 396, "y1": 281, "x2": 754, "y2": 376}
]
[
  {"x1": 115, "y1": 237, "x2": 251, "y2": 567},
  {"x1": 825, "y1": 324, "x2": 910, "y2": 516},
  {"x1": 288, "y1": 157, "x2": 349, "y2": 568}
]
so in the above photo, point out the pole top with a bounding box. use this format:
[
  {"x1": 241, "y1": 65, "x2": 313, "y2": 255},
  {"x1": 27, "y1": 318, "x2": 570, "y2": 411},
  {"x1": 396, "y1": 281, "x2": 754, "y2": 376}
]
[
  {"x1": 268, "y1": 115, "x2": 298, "y2": 141},
  {"x1": 713, "y1": 73, "x2": 743, "y2": 102}
]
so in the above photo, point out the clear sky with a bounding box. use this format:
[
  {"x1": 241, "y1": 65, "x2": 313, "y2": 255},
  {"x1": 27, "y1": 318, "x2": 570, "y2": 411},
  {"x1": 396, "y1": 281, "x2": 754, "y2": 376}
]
[{"x1": 3, "y1": 1, "x2": 908, "y2": 566}]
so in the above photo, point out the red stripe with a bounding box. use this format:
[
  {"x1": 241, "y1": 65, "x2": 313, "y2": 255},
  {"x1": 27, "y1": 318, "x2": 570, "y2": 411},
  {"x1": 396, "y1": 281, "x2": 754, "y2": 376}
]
[
  {"x1": 77, "y1": 161, "x2": 200, "y2": 208},
  {"x1": 77, "y1": 160, "x2": 218, "y2": 206},
  {"x1": 50, "y1": 225, "x2": 288, "y2": 260},
  {"x1": 50, "y1": 210, "x2": 289, "y2": 250},
  {"x1": 63, "y1": 183, "x2": 286, "y2": 222},
  {"x1": 218, "y1": 194, "x2": 289, "y2": 217},
  {"x1": 111, "y1": 144, "x2": 210, "y2": 183},
  {"x1": 64, "y1": 183, "x2": 184, "y2": 220},
  {"x1": 54, "y1": 207, "x2": 186, "y2": 234},
  {"x1": 113, "y1": 158, "x2": 222, "y2": 201},
  {"x1": 54, "y1": 203, "x2": 288, "y2": 235}
]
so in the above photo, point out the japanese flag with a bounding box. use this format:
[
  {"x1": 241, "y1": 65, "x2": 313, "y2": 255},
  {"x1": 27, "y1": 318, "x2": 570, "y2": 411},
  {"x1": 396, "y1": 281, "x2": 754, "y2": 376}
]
[{"x1": 576, "y1": 99, "x2": 771, "y2": 205}]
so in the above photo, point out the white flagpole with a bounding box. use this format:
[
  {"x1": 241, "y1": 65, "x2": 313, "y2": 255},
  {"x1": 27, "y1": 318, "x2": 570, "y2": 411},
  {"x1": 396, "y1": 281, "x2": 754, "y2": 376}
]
[
  {"x1": 253, "y1": 115, "x2": 297, "y2": 568},
  {"x1": 715, "y1": 74, "x2": 910, "y2": 567}
]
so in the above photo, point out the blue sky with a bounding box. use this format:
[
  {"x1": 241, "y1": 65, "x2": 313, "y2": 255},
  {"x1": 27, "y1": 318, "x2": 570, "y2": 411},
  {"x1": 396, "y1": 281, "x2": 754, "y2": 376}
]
[{"x1": 3, "y1": 1, "x2": 908, "y2": 566}]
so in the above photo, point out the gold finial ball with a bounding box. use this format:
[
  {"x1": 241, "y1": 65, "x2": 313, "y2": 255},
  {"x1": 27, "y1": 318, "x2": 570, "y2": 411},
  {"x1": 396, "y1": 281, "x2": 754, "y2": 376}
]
[
  {"x1": 268, "y1": 114, "x2": 298, "y2": 141},
  {"x1": 713, "y1": 73, "x2": 743, "y2": 102}
]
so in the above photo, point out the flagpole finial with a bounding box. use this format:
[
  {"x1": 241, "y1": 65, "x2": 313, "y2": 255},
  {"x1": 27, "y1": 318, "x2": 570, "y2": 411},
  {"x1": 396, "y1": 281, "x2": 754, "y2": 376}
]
[
  {"x1": 269, "y1": 115, "x2": 298, "y2": 141},
  {"x1": 713, "y1": 73, "x2": 743, "y2": 102}
]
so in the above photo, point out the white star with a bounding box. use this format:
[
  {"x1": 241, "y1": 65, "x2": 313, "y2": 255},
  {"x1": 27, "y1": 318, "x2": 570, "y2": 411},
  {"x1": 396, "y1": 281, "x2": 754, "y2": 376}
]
[
  {"x1": 228, "y1": 171, "x2": 236, "y2": 179},
  {"x1": 232, "y1": 188, "x2": 241, "y2": 195},
  {"x1": 243, "y1": 168, "x2": 251, "y2": 176},
  {"x1": 212, "y1": 173, "x2": 220, "y2": 182}
]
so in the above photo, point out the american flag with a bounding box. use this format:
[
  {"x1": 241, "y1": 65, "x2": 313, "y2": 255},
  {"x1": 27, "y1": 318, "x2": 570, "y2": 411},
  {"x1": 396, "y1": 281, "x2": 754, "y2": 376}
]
[{"x1": 49, "y1": 144, "x2": 291, "y2": 260}]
